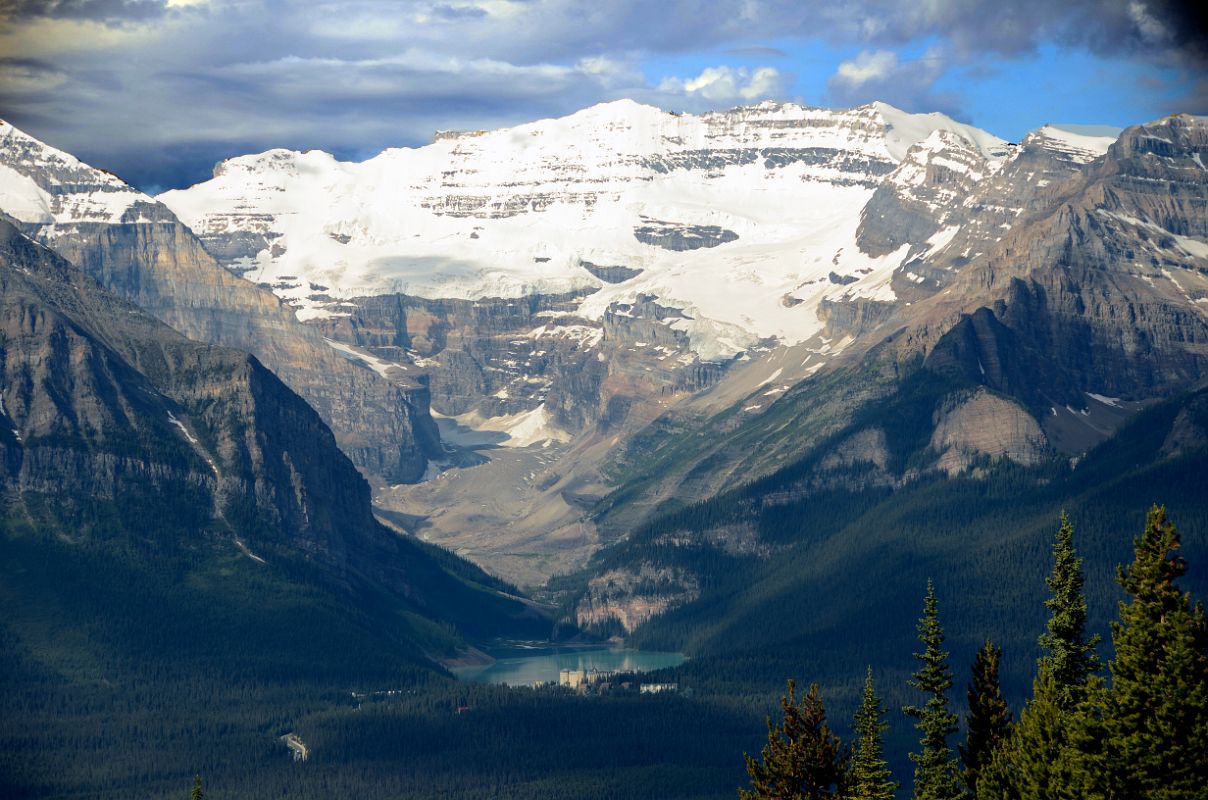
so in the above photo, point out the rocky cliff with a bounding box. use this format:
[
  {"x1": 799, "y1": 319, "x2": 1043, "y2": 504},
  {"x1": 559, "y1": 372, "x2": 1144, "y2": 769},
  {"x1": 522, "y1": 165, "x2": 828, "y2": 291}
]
[
  {"x1": 909, "y1": 114, "x2": 1208, "y2": 416},
  {"x1": 0, "y1": 219, "x2": 543, "y2": 640},
  {"x1": 311, "y1": 289, "x2": 734, "y2": 438}
]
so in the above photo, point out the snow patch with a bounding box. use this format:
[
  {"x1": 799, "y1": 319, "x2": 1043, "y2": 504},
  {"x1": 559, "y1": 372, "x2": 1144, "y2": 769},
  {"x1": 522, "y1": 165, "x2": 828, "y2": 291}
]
[
  {"x1": 233, "y1": 537, "x2": 267, "y2": 564},
  {"x1": 1036, "y1": 125, "x2": 1116, "y2": 162},
  {"x1": 166, "y1": 411, "x2": 199, "y2": 445},
  {"x1": 0, "y1": 162, "x2": 54, "y2": 223},
  {"x1": 452, "y1": 404, "x2": 572, "y2": 448},
  {"x1": 1, "y1": 390, "x2": 18, "y2": 442},
  {"x1": 527, "y1": 323, "x2": 604, "y2": 348},
  {"x1": 1086, "y1": 393, "x2": 1122, "y2": 408},
  {"x1": 1174, "y1": 234, "x2": 1208, "y2": 260},
  {"x1": 757, "y1": 367, "x2": 783, "y2": 387},
  {"x1": 324, "y1": 338, "x2": 405, "y2": 378}
]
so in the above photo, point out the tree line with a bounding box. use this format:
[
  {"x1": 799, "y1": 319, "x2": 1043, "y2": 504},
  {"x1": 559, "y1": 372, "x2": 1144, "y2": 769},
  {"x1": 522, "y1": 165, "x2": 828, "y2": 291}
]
[{"x1": 739, "y1": 505, "x2": 1208, "y2": 799}]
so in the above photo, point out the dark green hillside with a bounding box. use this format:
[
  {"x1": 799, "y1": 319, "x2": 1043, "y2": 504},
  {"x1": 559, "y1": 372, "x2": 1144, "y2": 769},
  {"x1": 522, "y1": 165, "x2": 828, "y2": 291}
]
[
  {"x1": 571, "y1": 379, "x2": 1208, "y2": 706},
  {"x1": 550, "y1": 382, "x2": 1208, "y2": 790},
  {"x1": 0, "y1": 221, "x2": 560, "y2": 796}
]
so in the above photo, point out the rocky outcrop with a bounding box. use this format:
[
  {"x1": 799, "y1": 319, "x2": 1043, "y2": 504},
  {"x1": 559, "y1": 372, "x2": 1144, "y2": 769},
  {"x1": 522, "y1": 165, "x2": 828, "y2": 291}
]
[
  {"x1": 574, "y1": 564, "x2": 700, "y2": 634},
  {"x1": 818, "y1": 427, "x2": 891, "y2": 472},
  {"x1": 817, "y1": 296, "x2": 896, "y2": 340},
  {"x1": 1161, "y1": 392, "x2": 1208, "y2": 459},
  {"x1": 0, "y1": 220, "x2": 380, "y2": 569},
  {"x1": 580, "y1": 261, "x2": 643, "y2": 283},
  {"x1": 911, "y1": 115, "x2": 1208, "y2": 412},
  {"x1": 633, "y1": 218, "x2": 739, "y2": 251},
  {"x1": 311, "y1": 291, "x2": 607, "y2": 429},
  {"x1": 42, "y1": 215, "x2": 439, "y2": 482},
  {"x1": 929, "y1": 389, "x2": 1049, "y2": 475},
  {"x1": 652, "y1": 523, "x2": 767, "y2": 557},
  {"x1": 0, "y1": 219, "x2": 550, "y2": 650},
  {"x1": 858, "y1": 129, "x2": 1008, "y2": 259}
]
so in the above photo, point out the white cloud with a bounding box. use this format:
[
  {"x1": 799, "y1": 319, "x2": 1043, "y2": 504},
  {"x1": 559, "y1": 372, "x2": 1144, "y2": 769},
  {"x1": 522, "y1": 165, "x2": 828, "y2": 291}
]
[
  {"x1": 832, "y1": 49, "x2": 899, "y2": 89},
  {"x1": 657, "y1": 65, "x2": 787, "y2": 104},
  {"x1": 826, "y1": 44, "x2": 956, "y2": 113}
]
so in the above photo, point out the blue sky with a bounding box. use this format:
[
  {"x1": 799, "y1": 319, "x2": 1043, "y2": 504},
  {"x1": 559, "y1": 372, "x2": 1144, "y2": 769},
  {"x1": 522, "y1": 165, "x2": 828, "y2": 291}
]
[{"x1": 0, "y1": 0, "x2": 1203, "y2": 191}]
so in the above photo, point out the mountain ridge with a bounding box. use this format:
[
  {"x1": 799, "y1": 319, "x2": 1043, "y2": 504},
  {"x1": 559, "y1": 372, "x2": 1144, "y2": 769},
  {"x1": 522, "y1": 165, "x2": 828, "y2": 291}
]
[
  {"x1": 0, "y1": 216, "x2": 547, "y2": 661},
  {"x1": 0, "y1": 118, "x2": 442, "y2": 483}
]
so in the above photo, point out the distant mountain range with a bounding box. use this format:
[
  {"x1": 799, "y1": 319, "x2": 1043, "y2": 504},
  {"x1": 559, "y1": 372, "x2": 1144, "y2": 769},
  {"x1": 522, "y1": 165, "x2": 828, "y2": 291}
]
[
  {"x1": 139, "y1": 103, "x2": 1206, "y2": 587},
  {"x1": 1, "y1": 100, "x2": 1206, "y2": 668},
  {"x1": 2, "y1": 97, "x2": 1207, "y2": 800}
]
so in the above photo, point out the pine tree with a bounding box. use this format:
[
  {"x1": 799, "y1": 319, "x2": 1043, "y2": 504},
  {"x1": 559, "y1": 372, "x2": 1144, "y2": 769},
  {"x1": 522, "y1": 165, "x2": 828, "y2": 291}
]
[
  {"x1": 1037, "y1": 512, "x2": 1100, "y2": 707},
  {"x1": 850, "y1": 667, "x2": 897, "y2": 800},
  {"x1": 1086, "y1": 505, "x2": 1208, "y2": 799},
  {"x1": 986, "y1": 670, "x2": 1094, "y2": 800},
  {"x1": 959, "y1": 640, "x2": 1010, "y2": 795},
  {"x1": 903, "y1": 580, "x2": 966, "y2": 800},
  {"x1": 977, "y1": 513, "x2": 1100, "y2": 800},
  {"x1": 191, "y1": 774, "x2": 203, "y2": 800},
  {"x1": 740, "y1": 680, "x2": 850, "y2": 800}
]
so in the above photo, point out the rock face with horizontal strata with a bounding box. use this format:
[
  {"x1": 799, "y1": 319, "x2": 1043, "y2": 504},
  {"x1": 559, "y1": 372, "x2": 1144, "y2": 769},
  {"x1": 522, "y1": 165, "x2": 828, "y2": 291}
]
[
  {"x1": 575, "y1": 565, "x2": 700, "y2": 634},
  {"x1": 930, "y1": 389, "x2": 1048, "y2": 475},
  {"x1": 912, "y1": 115, "x2": 1208, "y2": 417},
  {"x1": 311, "y1": 291, "x2": 733, "y2": 434},
  {"x1": 0, "y1": 220, "x2": 384, "y2": 568}
]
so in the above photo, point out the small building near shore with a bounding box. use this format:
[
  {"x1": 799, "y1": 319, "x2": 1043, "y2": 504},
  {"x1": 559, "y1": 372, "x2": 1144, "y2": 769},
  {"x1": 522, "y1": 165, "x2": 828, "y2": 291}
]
[{"x1": 639, "y1": 683, "x2": 678, "y2": 695}]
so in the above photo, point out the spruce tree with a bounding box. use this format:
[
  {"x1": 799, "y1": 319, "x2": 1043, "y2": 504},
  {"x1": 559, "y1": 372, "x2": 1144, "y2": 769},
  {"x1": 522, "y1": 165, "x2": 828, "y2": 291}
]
[
  {"x1": 977, "y1": 513, "x2": 1100, "y2": 800},
  {"x1": 958, "y1": 640, "x2": 1010, "y2": 795},
  {"x1": 850, "y1": 667, "x2": 897, "y2": 800},
  {"x1": 986, "y1": 670, "x2": 1092, "y2": 800},
  {"x1": 191, "y1": 775, "x2": 203, "y2": 800},
  {"x1": 903, "y1": 580, "x2": 966, "y2": 800},
  {"x1": 1037, "y1": 512, "x2": 1100, "y2": 707},
  {"x1": 740, "y1": 680, "x2": 850, "y2": 800},
  {"x1": 1087, "y1": 505, "x2": 1208, "y2": 799}
]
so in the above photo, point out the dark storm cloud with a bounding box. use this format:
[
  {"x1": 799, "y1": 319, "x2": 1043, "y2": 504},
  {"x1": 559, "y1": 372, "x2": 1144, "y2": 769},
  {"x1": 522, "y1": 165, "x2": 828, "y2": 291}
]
[
  {"x1": 408, "y1": 1, "x2": 1208, "y2": 70},
  {"x1": 0, "y1": 0, "x2": 167, "y2": 22},
  {"x1": 792, "y1": 0, "x2": 1208, "y2": 68},
  {"x1": 5, "y1": 1, "x2": 1205, "y2": 65}
]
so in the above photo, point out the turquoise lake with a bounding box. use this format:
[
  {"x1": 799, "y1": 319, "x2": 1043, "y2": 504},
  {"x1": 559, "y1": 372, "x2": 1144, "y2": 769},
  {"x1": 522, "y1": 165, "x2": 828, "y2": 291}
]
[{"x1": 451, "y1": 646, "x2": 686, "y2": 686}]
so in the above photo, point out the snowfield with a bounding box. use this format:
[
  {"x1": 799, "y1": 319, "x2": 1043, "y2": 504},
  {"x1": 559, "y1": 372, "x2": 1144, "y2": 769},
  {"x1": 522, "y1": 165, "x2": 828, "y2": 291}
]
[{"x1": 159, "y1": 99, "x2": 1008, "y2": 360}]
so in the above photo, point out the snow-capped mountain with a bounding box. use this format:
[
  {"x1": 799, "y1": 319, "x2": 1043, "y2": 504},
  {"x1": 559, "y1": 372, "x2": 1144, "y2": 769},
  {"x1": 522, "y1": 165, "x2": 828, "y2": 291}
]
[
  {"x1": 160, "y1": 99, "x2": 1011, "y2": 361},
  {"x1": 0, "y1": 120, "x2": 155, "y2": 226},
  {"x1": 4, "y1": 100, "x2": 1207, "y2": 590}
]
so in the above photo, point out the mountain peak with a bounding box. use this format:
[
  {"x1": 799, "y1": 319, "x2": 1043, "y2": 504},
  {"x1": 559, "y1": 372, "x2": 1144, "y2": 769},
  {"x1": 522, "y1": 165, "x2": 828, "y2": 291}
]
[
  {"x1": 0, "y1": 118, "x2": 152, "y2": 224},
  {"x1": 868, "y1": 101, "x2": 1007, "y2": 161},
  {"x1": 211, "y1": 147, "x2": 342, "y2": 179},
  {"x1": 1026, "y1": 124, "x2": 1117, "y2": 163}
]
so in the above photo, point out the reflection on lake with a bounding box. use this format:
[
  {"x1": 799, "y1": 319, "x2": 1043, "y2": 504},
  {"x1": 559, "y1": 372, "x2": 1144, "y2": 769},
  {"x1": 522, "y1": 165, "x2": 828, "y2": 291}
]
[{"x1": 451, "y1": 646, "x2": 686, "y2": 686}]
